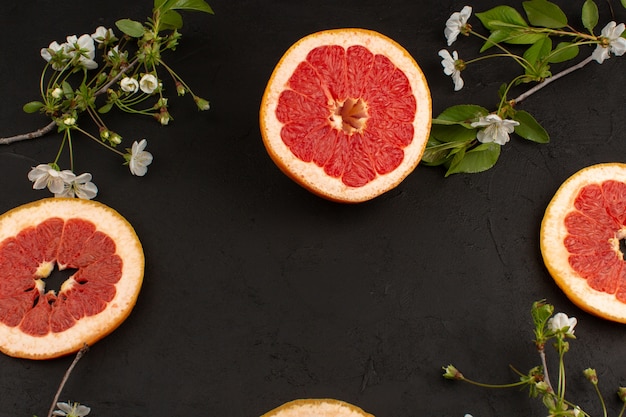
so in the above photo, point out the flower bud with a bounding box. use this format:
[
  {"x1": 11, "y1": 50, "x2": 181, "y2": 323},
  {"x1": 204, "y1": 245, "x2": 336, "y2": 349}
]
[
  {"x1": 176, "y1": 81, "x2": 186, "y2": 96},
  {"x1": 583, "y1": 368, "x2": 598, "y2": 385},
  {"x1": 194, "y1": 96, "x2": 210, "y2": 111},
  {"x1": 618, "y1": 387, "x2": 626, "y2": 403},
  {"x1": 51, "y1": 87, "x2": 63, "y2": 99},
  {"x1": 442, "y1": 364, "x2": 464, "y2": 380}
]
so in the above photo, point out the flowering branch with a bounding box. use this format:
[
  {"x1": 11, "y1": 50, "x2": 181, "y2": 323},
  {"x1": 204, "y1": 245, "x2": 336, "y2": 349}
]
[
  {"x1": 423, "y1": 0, "x2": 626, "y2": 177},
  {"x1": 442, "y1": 300, "x2": 626, "y2": 417},
  {"x1": 46, "y1": 345, "x2": 90, "y2": 417},
  {"x1": 2, "y1": 0, "x2": 214, "y2": 199}
]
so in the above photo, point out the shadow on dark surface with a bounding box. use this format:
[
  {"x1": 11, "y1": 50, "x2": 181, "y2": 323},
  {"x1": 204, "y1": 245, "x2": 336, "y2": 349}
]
[{"x1": 1, "y1": 1, "x2": 626, "y2": 417}]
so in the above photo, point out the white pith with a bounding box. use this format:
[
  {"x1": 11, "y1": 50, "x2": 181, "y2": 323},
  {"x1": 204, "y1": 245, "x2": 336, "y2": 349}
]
[
  {"x1": 260, "y1": 28, "x2": 432, "y2": 202},
  {"x1": 0, "y1": 198, "x2": 144, "y2": 359},
  {"x1": 541, "y1": 163, "x2": 626, "y2": 322}
]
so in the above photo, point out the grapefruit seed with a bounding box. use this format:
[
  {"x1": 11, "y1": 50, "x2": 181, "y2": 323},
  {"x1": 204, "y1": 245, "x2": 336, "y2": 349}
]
[
  {"x1": 0, "y1": 198, "x2": 144, "y2": 359},
  {"x1": 260, "y1": 28, "x2": 432, "y2": 203},
  {"x1": 541, "y1": 163, "x2": 626, "y2": 323}
]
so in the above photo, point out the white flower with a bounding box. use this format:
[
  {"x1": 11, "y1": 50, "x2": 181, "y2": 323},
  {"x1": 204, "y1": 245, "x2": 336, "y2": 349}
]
[
  {"x1": 91, "y1": 26, "x2": 115, "y2": 44},
  {"x1": 548, "y1": 312, "x2": 577, "y2": 336},
  {"x1": 63, "y1": 117, "x2": 76, "y2": 126},
  {"x1": 120, "y1": 77, "x2": 139, "y2": 93},
  {"x1": 592, "y1": 21, "x2": 626, "y2": 63},
  {"x1": 65, "y1": 34, "x2": 97, "y2": 70},
  {"x1": 51, "y1": 87, "x2": 63, "y2": 99},
  {"x1": 40, "y1": 41, "x2": 68, "y2": 70},
  {"x1": 128, "y1": 139, "x2": 154, "y2": 176},
  {"x1": 55, "y1": 172, "x2": 98, "y2": 200},
  {"x1": 445, "y1": 5, "x2": 472, "y2": 46},
  {"x1": 28, "y1": 164, "x2": 72, "y2": 194},
  {"x1": 139, "y1": 74, "x2": 159, "y2": 94},
  {"x1": 471, "y1": 114, "x2": 519, "y2": 145},
  {"x1": 439, "y1": 49, "x2": 464, "y2": 91},
  {"x1": 52, "y1": 401, "x2": 91, "y2": 417}
]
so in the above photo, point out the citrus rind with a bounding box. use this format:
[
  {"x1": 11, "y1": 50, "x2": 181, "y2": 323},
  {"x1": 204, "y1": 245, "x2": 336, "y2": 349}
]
[
  {"x1": 260, "y1": 28, "x2": 432, "y2": 203},
  {"x1": 541, "y1": 163, "x2": 626, "y2": 323},
  {"x1": 0, "y1": 198, "x2": 144, "y2": 359},
  {"x1": 261, "y1": 399, "x2": 374, "y2": 417}
]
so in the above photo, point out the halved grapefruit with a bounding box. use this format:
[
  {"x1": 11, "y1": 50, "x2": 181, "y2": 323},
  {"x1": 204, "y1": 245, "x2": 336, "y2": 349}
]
[
  {"x1": 0, "y1": 198, "x2": 144, "y2": 359},
  {"x1": 261, "y1": 399, "x2": 375, "y2": 417},
  {"x1": 541, "y1": 163, "x2": 626, "y2": 323},
  {"x1": 260, "y1": 28, "x2": 432, "y2": 203}
]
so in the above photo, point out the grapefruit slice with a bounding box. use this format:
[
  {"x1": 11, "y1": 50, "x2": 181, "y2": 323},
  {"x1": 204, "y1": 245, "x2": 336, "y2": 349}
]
[
  {"x1": 260, "y1": 28, "x2": 432, "y2": 203},
  {"x1": 262, "y1": 399, "x2": 374, "y2": 417},
  {"x1": 0, "y1": 198, "x2": 144, "y2": 359},
  {"x1": 541, "y1": 163, "x2": 626, "y2": 323}
]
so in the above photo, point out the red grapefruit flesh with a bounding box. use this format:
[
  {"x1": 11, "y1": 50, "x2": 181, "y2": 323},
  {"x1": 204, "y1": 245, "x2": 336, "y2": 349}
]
[
  {"x1": 260, "y1": 28, "x2": 432, "y2": 203},
  {"x1": 0, "y1": 198, "x2": 144, "y2": 359},
  {"x1": 541, "y1": 163, "x2": 626, "y2": 322}
]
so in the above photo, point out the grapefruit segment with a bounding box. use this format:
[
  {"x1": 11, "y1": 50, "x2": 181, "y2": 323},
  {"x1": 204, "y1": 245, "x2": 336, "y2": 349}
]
[
  {"x1": 262, "y1": 399, "x2": 374, "y2": 417},
  {"x1": 541, "y1": 163, "x2": 626, "y2": 322},
  {"x1": 0, "y1": 198, "x2": 144, "y2": 359},
  {"x1": 260, "y1": 28, "x2": 431, "y2": 202}
]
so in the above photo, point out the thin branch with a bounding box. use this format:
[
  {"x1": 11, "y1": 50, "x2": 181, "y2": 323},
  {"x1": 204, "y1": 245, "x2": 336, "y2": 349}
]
[
  {"x1": 0, "y1": 57, "x2": 139, "y2": 146},
  {"x1": 46, "y1": 344, "x2": 89, "y2": 417},
  {"x1": 95, "y1": 57, "x2": 139, "y2": 96},
  {"x1": 0, "y1": 121, "x2": 56, "y2": 145},
  {"x1": 538, "y1": 347, "x2": 554, "y2": 393},
  {"x1": 513, "y1": 55, "x2": 595, "y2": 104}
]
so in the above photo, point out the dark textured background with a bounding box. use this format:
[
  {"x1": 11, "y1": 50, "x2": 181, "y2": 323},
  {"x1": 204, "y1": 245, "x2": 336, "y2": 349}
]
[{"x1": 1, "y1": 1, "x2": 626, "y2": 416}]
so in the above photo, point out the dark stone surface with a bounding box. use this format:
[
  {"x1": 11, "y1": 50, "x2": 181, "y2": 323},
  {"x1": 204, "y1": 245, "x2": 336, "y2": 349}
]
[{"x1": 1, "y1": 1, "x2": 626, "y2": 416}]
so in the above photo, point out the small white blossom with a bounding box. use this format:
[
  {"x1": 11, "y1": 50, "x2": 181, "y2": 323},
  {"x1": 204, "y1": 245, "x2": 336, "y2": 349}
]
[
  {"x1": 51, "y1": 87, "x2": 63, "y2": 99},
  {"x1": 63, "y1": 117, "x2": 76, "y2": 126},
  {"x1": 28, "y1": 164, "x2": 72, "y2": 194},
  {"x1": 592, "y1": 21, "x2": 626, "y2": 64},
  {"x1": 139, "y1": 74, "x2": 159, "y2": 94},
  {"x1": 40, "y1": 41, "x2": 68, "y2": 70},
  {"x1": 439, "y1": 49, "x2": 464, "y2": 91},
  {"x1": 120, "y1": 77, "x2": 139, "y2": 93},
  {"x1": 65, "y1": 34, "x2": 97, "y2": 70},
  {"x1": 128, "y1": 139, "x2": 154, "y2": 176},
  {"x1": 548, "y1": 312, "x2": 577, "y2": 336},
  {"x1": 56, "y1": 172, "x2": 98, "y2": 200},
  {"x1": 52, "y1": 401, "x2": 91, "y2": 417},
  {"x1": 445, "y1": 6, "x2": 472, "y2": 46},
  {"x1": 91, "y1": 26, "x2": 115, "y2": 44},
  {"x1": 471, "y1": 114, "x2": 519, "y2": 145}
]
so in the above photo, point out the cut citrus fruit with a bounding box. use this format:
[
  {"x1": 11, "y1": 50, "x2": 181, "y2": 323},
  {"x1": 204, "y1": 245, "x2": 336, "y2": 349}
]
[
  {"x1": 260, "y1": 28, "x2": 432, "y2": 203},
  {"x1": 0, "y1": 198, "x2": 144, "y2": 359},
  {"x1": 261, "y1": 399, "x2": 374, "y2": 417},
  {"x1": 541, "y1": 163, "x2": 626, "y2": 323}
]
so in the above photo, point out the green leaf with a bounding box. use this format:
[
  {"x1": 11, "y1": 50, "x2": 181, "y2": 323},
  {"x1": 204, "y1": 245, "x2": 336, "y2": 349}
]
[
  {"x1": 476, "y1": 6, "x2": 528, "y2": 31},
  {"x1": 513, "y1": 110, "x2": 550, "y2": 143},
  {"x1": 522, "y1": 0, "x2": 568, "y2": 28},
  {"x1": 420, "y1": 136, "x2": 450, "y2": 166},
  {"x1": 160, "y1": 9, "x2": 184, "y2": 30},
  {"x1": 430, "y1": 124, "x2": 477, "y2": 143},
  {"x1": 115, "y1": 19, "x2": 146, "y2": 38},
  {"x1": 547, "y1": 42, "x2": 579, "y2": 63},
  {"x1": 445, "y1": 142, "x2": 501, "y2": 176},
  {"x1": 159, "y1": 0, "x2": 214, "y2": 14},
  {"x1": 23, "y1": 101, "x2": 44, "y2": 113},
  {"x1": 582, "y1": 0, "x2": 599, "y2": 33},
  {"x1": 622, "y1": 0, "x2": 626, "y2": 9},
  {"x1": 61, "y1": 81, "x2": 74, "y2": 98},
  {"x1": 435, "y1": 104, "x2": 489, "y2": 124},
  {"x1": 98, "y1": 103, "x2": 113, "y2": 114},
  {"x1": 523, "y1": 36, "x2": 552, "y2": 66},
  {"x1": 480, "y1": 26, "x2": 547, "y2": 50}
]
